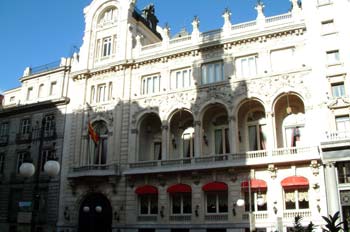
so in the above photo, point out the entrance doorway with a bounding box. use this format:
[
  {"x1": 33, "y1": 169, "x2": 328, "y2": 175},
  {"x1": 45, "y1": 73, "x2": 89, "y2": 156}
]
[{"x1": 78, "y1": 193, "x2": 112, "y2": 232}]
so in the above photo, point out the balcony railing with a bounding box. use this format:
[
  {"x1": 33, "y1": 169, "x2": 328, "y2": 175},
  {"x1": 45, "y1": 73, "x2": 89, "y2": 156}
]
[
  {"x1": 68, "y1": 163, "x2": 119, "y2": 178},
  {"x1": 15, "y1": 133, "x2": 32, "y2": 144},
  {"x1": 324, "y1": 130, "x2": 350, "y2": 141},
  {"x1": 204, "y1": 214, "x2": 228, "y2": 221},
  {"x1": 283, "y1": 209, "x2": 311, "y2": 219},
  {"x1": 169, "y1": 215, "x2": 192, "y2": 221},
  {"x1": 128, "y1": 146, "x2": 319, "y2": 171},
  {"x1": 137, "y1": 215, "x2": 157, "y2": 222}
]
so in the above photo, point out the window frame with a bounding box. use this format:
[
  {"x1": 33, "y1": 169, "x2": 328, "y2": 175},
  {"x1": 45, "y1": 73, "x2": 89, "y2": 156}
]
[
  {"x1": 205, "y1": 191, "x2": 228, "y2": 214},
  {"x1": 27, "y1": 87, "x2": 34, "y2": 101},
  {"x1": 170, "y1": 192, "x2": 192, "y2": 215},
  {"x1": 20, "y1": 118, "x2": 31, "y2": 135},
  {"x1": 16, "y1": 151, "x2": 29, "y2": 174},
  {"x1": 235, "y1": 55, "x2": 258, "y2": 78},
  {"x1": 326, "y1": 50, "x2": 340, "y2": 64},
  {"x1": 141, "y1": 74, "x2": 161, "y2": 95},
  {"x1": 0, "y1": 122, "x2": 9, "y2": 137},
  {"x1": 171, "y1": 67, "x2": 192, "y2": 90},
  {"x1": 284, "y1": 189, "x2": 309, "y2": 210},
  {"x1": 139, "y1": 194, "x2": 158, "y2": 215},
  {"x1": 201, "y1": 61, "x2": 224, "y2": 85},
  {"x1": 102, "y1": 37, "x2": 112, "y2": 57},
  {"x1": 331, "y1": 82, "x2": 345, "y2": 98}
]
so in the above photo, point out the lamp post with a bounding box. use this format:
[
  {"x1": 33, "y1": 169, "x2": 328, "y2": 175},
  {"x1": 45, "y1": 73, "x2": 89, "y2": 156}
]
[
  {"x1": 19, "y1": 118, "x2": 60, "y2": 232},
  {"x1": 236, "y1": 177, "x2": 265, "y2": 232}
]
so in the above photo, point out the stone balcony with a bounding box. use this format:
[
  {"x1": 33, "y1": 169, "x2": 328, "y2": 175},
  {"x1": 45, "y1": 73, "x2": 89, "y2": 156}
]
[
  {"x1": 320, "y1": 130, "x2": 350, "y2": 152},
  {"x1": 125, "y1": 146, "x2": 320, "y2": 175},
  {"x1": 67, "y1": 163, "x2": 120, "y2": 179}
]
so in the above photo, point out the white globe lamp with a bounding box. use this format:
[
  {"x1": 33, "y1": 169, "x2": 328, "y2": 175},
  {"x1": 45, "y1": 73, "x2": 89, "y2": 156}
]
[
  {"x1": 44, "y1": 160, "x2": 60, "y2": 177},
  {"x1": 19, "y1": 162, "x2": 35, "y2": 178},
  {"x1": 95, "y1": 206, "x2": 102, "y2": 213},
  {"x1": 236, "y1": 199, "x2": 245, "y2": 207}
]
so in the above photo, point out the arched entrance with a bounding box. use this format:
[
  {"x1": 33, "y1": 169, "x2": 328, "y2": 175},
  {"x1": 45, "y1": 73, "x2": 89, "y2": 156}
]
[{"x1": 78, "y1": 193, "x2": 112, "y2": 232}]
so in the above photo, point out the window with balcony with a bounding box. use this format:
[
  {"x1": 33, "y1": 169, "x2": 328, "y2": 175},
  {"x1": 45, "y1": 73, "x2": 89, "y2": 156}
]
[
  {"x1": 337, "y1": 162, "x2": 350, "y2": 184},
  {"x1": 141, "y1": 74, "x2": 161, "y2": 95},
  {"x1": 326, "y1": 50, "x2": 340, "y2": 64},
  {"x1": 44, "y1": 114, "x2": 56, "y2": 138},
  {"x1": 20, "y1": 118, "x2": 31, "y2": 135},
  {"x1": 27, "y1": 87, "x2": 33, "y2": 100},
  {"x1": 235, "y1": 55, "x2": 258, "y2": 78},
  {"x1": 206, "y1": 191, "x2": 228, "y2": 213},
  {"x1": 139, "y1": 195, "x2": 158, "y2": 215},
  {"x1": 285, "y1": 126, "x2": 304, "y2": 147},
  {"x1": 284, "y1": 189, "x2": 309, "y2": 210},
  {"x1": 0, "y1": 153, "x2": 5, "y2": 174},
  {"x1": 102, "y1": 37, "x2": 112, "y2": 57},
  {"x1": 16, "y1": 151, "x2": 30, "y2": 174},
  {"x1": 336, "y1": 116, "x2": 350, "y2": 132},
  {"x1": 182, "y1": 128, "x2": 195, "y2": 158},
  {"x1": 247, "y1": 111, "x2": 267, "y2": 151},
  {"x1": 88, "y1": 121, "x2": 108, "y2": 165},
  {"x1": 331, "y1": 82, "x2": 345, "y2": 98},
  {"x1": 201, "y1": 61, "x2": 224, "y2": 85},
  {"x1": 271, "y1": 48, "x2": 295, "y2": 72},
  {"x1": 171, "y1": 193, "x2": 192, "y2": 215},
  {"x1": 154, "y1": 141, "x2": 162, "y2": 160},
  {"x1": 214, "y1": 128, "x2": 230, "y2": 154},
  {"x1": 171, "y1": 68, "x2": 192, "y2": 90},
  {"x1": 0, "y1": 122, "x2": 9, "y2": 143}
]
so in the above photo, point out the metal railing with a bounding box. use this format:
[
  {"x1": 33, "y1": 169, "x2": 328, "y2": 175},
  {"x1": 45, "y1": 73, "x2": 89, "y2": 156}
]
[
  {"x1": 71, "y1": 163, "x2": 118, "y2": 173},
  {"x1": 324, "y1": 130, "x2": 350, "y2": 141},
  {"x1": 31, "y1": 60, "x2": 61, "y2": 75},
  {"x1": 204, "y1": 214, "x2": 228, "y2": 221}
]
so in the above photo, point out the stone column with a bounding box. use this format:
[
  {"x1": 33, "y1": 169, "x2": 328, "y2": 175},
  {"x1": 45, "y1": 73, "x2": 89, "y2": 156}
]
[
  {"x1": 228, "y1": 115, "x2": 237, "y2": 153},
  {"x1": 324, "y1": 162, "x2": 341, "y2": 215},
  {"x1": 161, "y1": 125, "x2": 168, "y2": 160},
  {"x1": 194, "y1": 121, "x2": 201, "y2": 157}
]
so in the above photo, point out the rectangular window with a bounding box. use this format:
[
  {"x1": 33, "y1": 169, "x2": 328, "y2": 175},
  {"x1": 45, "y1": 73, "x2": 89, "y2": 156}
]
[
  {"x1": 236, "y1": 55, "x2": 258, "y2": 77},
  {"x1": 285, "y1": 126, "x2": 303, "y2": 147},
  {"x1": 271, "y1": 48, "x2": 295, "y2": 72},
  {"x1": 141, "y1": 75, "x2": 161, "y2": 95},
  {"x1": 285, "y1": 190, "x2": 309, "y2": 210},
  {"x1": 140, "y1": 195, "x2": 158, "y2": 215},
  {"x1": 327, "y1": 50, "x2": 340, "y2": 64},
  {"x1": 336, "y1": 116, "x2": 350, "y2": 132},
  {"x1": 27, "y1": 87, "x2": 33, "y2": 100},
  {"x1": 0, "y1": 153, "x2": 5, "y2": 174},
  {"x1": 10, "y1": 96, "x2": 15, "y2": 102},
  {"x1": 248, "y1": 124, "x2": 267, "y2": 151},
  {"x1": 50, "y1": 81, "x2": 57, "y2": 96},
  {"x1": 214, "y1": 128, "x2": 230, "y2": 154},
  {"x1": 44, "y1": 114, "x2": 55, "y2": 138},
  {"x1": 20, "y1": 118, "x2": 31, "y2": 135},
  {"x1": 17, "y1": 151, "x2": 29, "y2": 174},
  {"x1": 97, "y1": 84, "x2": 107, "y2": 102},
  {"x1": 108, "y1": 82, "x2": 113, "y2": 100},
  {"x1": 102, "y1": 37, "x2": 112, "y2": 57},
  {"x1": 154, "y1": 142, "x2": 162, "y2": 160},
  {"x1": 337, "y1": 162, "x2": 350, "y2": 184},
  {"x1": 244, "y1": 192, "x2": 267, "y2": 212},
  {"x1": 206, "y1": 192, "x2": 228, "y2": 213},
  {"x1": 171, "y1": 193, "x2": 192, "y2": 215},
  {"x1": 0, "y1": 122, "x2": 9, "y2": 137},
  {"x1": 40, "y1": 150, "x2": 55, "y2": 173},
  {"x1": 321, "y1": 20, "x2": 335, "y2": 35},
  {"x1": 38, "y1": 84, "x2": 44, "y2": 98},
  {"x1": 90, "y1": 86, "x2": 96, "y2": 103},
  {"x1": 331, "y1": 82, "x2": 345, "y2": 98},
  {"x1": 201, "y1": 61, "x2": 224, "y2": 85},
  {"x1": 171, "y1": 68, "x2": 192, "y2": 90}
]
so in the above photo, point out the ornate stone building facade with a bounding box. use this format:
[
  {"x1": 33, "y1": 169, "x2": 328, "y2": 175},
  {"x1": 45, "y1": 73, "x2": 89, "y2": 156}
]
[{"x1": 1, "y1": 0, "x2": 350, "y2": 231}]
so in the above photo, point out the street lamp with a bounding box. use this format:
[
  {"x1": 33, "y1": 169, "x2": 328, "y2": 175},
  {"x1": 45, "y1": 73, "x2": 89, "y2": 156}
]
[
  {"x1": 19, "y1": 118, "x2": 60, "y2": 232},
  {"x1": 236, "y1": 177, "x2": 265, "y2": 232}
]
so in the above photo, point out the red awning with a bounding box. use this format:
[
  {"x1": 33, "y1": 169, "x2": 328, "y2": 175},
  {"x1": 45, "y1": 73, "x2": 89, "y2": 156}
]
[
  {"x1": 281, "y1": 176, "x2": 309, "y2": 190},
  {"x1": 135, "y1": 185, "x2": 158, "y2": 195},
  {"x1": 241, "y1": 179, "x2": 267, "y2": 192},
  {"x1": 202, "y1": 182, "x2": 228, "y2": 192},
  {"x1": 167, "y1": 184, "x2": 192, "y2": 193}
]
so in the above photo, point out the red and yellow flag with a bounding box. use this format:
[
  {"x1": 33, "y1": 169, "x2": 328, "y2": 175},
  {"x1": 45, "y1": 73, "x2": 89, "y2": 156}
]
[{"x1": 88, "y1": 122, "x2": 99, "y2": 144}]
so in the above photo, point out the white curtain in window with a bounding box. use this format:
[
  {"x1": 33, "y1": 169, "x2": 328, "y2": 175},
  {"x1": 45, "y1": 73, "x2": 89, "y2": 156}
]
[
  {"x1": 285, "y1": 191, "x2": 296, "y2": 202},
  {"x1": 298, "y1": 191, "x2": 309, "y2": 201}
]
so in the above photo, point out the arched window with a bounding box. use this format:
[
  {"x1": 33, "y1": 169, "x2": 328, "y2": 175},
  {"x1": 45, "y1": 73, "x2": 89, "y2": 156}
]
[
  {"x1": 246, "y1": 110, "x2": 267, "y2": 151},
  {"x1": 98, "y1": 7, "x2": 117, "y2": 25},
  {"x1": 182, "y1": 127, "x2": 195, "y2": 158},
  {"x1": 88, "y1": 121, "x2": 108, "y2": 165}
]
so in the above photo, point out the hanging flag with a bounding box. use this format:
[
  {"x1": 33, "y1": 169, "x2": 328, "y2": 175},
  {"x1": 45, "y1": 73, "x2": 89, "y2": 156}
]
[{"x1": 88, "y1": 122, "x2": 99, "y2": 144}]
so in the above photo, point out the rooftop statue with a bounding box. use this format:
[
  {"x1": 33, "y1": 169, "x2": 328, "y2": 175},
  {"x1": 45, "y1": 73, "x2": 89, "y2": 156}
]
[{"x1": 142, "y1": 4, "x2": 159, "y2": 31}]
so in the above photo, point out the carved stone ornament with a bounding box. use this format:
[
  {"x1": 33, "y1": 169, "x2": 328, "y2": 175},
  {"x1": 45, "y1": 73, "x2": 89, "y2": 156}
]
[
  {"x1": 267, "y1": 164, "x2": 277, "y2": 179},
  {"x1": 310, "y1": 160, "x2": 320, "y2": 176}
]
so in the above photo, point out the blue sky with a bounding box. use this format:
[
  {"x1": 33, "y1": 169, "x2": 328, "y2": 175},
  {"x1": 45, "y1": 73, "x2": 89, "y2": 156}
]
[{"x1": 0, "y1": 0, "x2": 291, "y2": 93}]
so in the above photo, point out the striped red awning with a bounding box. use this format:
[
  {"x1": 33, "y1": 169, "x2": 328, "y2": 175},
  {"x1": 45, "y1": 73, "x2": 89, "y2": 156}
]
[
  {"x1": 281, "y1": 176, "x2": 309, "y2": 190},
  {"x1": 241, "y1": 179, "x2": 267, "y2": 192},
  {"x1": 167, "y1": 184, "x2": 192, "y2": 193},
  {"x1": 202, "y1": 182, "x2": 228, "y2": 192},
  {"x1": 135, "y1": 185, "x2": 158, "y2": 195}
]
